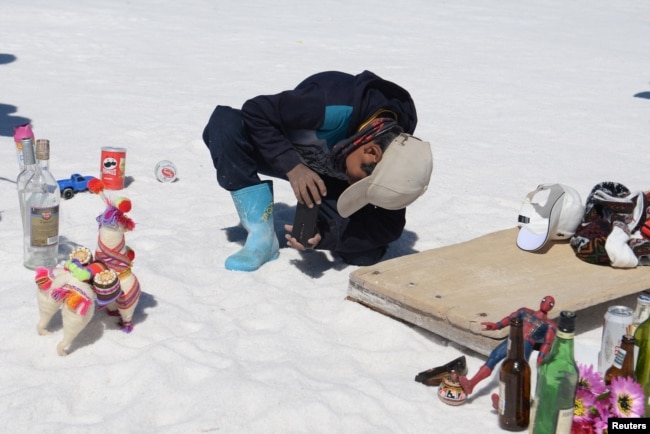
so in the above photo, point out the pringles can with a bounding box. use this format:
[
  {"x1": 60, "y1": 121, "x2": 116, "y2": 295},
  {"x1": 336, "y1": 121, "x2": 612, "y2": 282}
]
[
  {"x1": 598, "y1": 305, "x2": 633, "y2": 373},
  {"x1": 100, "y1": 147, "x2": 126, "y2": 190}
]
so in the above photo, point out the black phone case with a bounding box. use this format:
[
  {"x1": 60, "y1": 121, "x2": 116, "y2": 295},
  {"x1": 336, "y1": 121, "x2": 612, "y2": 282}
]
[{"x1": 291, "y1": 202, "x2": 320, "y2": 246}]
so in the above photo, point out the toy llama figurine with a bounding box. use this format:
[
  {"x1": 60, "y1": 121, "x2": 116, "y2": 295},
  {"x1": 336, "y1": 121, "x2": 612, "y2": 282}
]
[
  {"x1": 88, "y1": 178, "x2": 141, "y2": 333},
  {"x1": 35, "y1": 258, "x2": 97, "y2": 356}
]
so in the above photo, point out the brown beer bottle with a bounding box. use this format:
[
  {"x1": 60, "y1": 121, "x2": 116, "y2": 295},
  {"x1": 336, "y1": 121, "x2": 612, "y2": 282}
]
[
  {"x1": 498, "y1": 317, "x2": 530, "y2": 431},
  {"x1": 604, "y1": 334, "x2": 636, "y2": 385}
]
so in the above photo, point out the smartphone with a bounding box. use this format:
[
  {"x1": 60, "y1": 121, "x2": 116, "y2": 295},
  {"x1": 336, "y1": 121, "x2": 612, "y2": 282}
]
[{"x1": 291, "y1": 202, "x2": 320, "y2": 246}]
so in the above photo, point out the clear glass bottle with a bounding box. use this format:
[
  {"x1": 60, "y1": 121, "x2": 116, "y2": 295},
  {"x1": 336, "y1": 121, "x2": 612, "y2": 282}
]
[
  {"x1": 529, "y1": 311, "x2": 578, "y2": 434},
  {"x1": 22, "y1": 139, "x2": 60, "y2": 269},
  {"x1": 630, "y1": 293, "x2": 650, "y2": 336},
  {"x1": 630, "y1": 293, "x2": 650, "y2": 367},
  {"x1": 16, "y1": 138, "x2": 37, "y2": 227},
  {"x1": 634, "y1": 315, "x2": 650, "y2": 416},
  {"x1": 498, "y1": 316, "x2": 531, "y2": 431},
  {"x1": 604, "y1": 334, "x2": 635, "y2": 385}
]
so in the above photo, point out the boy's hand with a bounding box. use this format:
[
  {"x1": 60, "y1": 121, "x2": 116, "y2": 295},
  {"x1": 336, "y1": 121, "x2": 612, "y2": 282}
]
[
  {"x1": 284, "y1": 224, "x2": 321, "y2": 250},
  {"x1": 286, "y1": 164, "x2": 326, "y2": 207}
]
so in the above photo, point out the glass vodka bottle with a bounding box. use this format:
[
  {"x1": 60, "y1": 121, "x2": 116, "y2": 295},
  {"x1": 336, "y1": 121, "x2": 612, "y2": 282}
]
[
  {"x1": 22, "y1": 139, "x2": 60, "y2": 269},
  {"x1": 529, "y1": 311, "x2": 578, "y2": 434}
]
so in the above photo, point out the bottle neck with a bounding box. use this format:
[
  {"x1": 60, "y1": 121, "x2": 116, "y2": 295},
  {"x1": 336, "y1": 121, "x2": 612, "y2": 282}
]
[
  {"x1": 620, "y1": 339, "x2": 635, "y2": 370},
  {"x1": 548, "y1": 330, "x2": 575, "y2": 360},
  {"x1": 508, "y1": 323, "x2": 525, "y2": 359},
  {"x1": 634, "y1": 305, "x2": 650, "y2": 324},
  {"x1": 35, "y1": 141, "x2": 51, "y2": 171},
  {"x1": 22, "y1": 140, "x2": 37, "y2": 167}
]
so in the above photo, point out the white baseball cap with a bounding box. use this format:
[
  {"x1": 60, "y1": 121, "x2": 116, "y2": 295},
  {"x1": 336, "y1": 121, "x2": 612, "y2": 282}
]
[
  {"x1": 337, "y1": 133, "x2": 433, "y2": 218},
  {"x1": 516, "y1": 183, "x2": 585, "y2": 251}
]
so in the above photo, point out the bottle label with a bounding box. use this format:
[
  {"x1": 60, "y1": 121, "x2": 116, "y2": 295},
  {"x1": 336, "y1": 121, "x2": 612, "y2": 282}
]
[
  {"x1": 30, "y1": 205, "x2": 59, "y2": 247},
  {"x1": 498, "y1": 381, "x2": 506, "y2": 414},
  {"x1": 612, "y1": 348, "x2": 627, "y2": 369},
  {"x1": 528, "y1": 399, "x2": 537, "y2": 433},
  {"x1": 556, "y1": 330, "x2": 574, "y2": 340},
  {"x1": 555, "y1": 407, "x2": 574, "y2": 433}
]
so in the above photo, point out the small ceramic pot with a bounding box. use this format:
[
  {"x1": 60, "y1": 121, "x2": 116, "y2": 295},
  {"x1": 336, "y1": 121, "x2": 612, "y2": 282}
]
[{"x1": 437, "y1": 370, "x2": 468, "y2": 406}]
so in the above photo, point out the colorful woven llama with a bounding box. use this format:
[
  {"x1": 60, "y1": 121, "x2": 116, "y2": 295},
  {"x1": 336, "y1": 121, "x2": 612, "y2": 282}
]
[
  {"x1": 88, "y1": 178, "x2": 141, "y2": 333},
  {"x1": 35, "y1": 259, "x2": 97, "y2": 356}
]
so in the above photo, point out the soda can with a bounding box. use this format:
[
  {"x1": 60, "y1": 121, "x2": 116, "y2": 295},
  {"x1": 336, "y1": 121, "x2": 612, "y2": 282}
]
[
  {"x1": 100, "y1": 147, "x2": 127, "y2": 190},
  {"x1": 598, "y1": 305, "x2": 633, "y2": 373},
  {"x1": 155, "y1": 160, "x2": 177, "y2": 183}
]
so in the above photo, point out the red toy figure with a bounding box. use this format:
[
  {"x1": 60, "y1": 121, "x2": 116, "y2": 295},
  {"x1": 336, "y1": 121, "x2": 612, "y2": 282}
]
[{"x1": 459, "y1": 296, "x2": 557, "y2": 396}]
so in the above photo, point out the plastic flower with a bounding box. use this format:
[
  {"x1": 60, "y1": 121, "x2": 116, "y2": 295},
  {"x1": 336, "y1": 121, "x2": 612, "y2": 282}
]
[
  {"x1": 571, "y1": 418, "x2": 595, "y2": 434},
  {"x1": 577, "y1": 362, "x2": 606, "y2": 395},
  {"x1": 573, "y1": 387, "x2": 597, "y2": 423},
  {"x1": 593, "y1": 398, "x2": 611, "y2": 434},
  {"x1": 572, "y1": 363, "x2": 645, "y2": 433},
  {"x1": 609, "y1": 376, "x2": 645, "y2": 418}
]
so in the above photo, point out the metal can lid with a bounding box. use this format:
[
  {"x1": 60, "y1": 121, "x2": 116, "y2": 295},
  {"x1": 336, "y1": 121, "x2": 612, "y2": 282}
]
[
  {"x1": 607, "y1": 305, "x2": 633, "y2": 316},
  {"x1": 155, "y1": 160, "x2": 177, "y2": 182}
]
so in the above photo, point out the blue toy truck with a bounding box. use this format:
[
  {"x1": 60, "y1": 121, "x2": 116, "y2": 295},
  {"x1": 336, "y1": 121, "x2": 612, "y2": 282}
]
[{"x1": 57, "y1": 174, "x2": 96, "y2": 200}]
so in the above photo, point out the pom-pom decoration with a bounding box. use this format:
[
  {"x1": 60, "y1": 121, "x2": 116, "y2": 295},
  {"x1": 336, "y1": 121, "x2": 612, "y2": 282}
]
[
  {"x1": 87, "y1": 178, "x2": 105, "y2": 195},
  {"x1": 115, "y1": 197, "x2": 132, "y2": 213},
  {"x1": 34, "y1": 267, "x2": 54, "y2": 291},
  {"x1": 87, "y1": 178, "x2": 110, "y2": 206},
  {"x1": 64, "y1": 259, "x2": 92, "y2": 283}
]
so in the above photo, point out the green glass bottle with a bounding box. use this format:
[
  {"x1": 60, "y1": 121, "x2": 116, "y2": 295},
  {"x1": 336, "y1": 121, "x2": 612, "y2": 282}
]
[
  {"x1": 529, "y1": 311, "x2": 578, "y2": 434},
  {"x1": 634, "y1": 315, "x2": 650, "y2": 416}
]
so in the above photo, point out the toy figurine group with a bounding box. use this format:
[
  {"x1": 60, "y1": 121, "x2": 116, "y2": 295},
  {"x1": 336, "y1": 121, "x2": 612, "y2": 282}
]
[
  {"x1": 34, "y1": 178, "x2": 141, "y2": 356},
  {"x1": 416, "y1": 295, "x2": 558, "y2": 406}
]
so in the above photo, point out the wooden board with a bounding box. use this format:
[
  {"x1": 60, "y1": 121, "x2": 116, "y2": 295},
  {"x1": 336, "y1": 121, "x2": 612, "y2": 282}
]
[{"x1": 347, "y1": 228, "x2": 649, "y2": 356}]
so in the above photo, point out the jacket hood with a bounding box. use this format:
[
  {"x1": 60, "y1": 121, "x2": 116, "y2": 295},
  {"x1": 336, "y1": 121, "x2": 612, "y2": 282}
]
[{"x1": 351, "y1": 70, "x2": 418, "y2": 135}]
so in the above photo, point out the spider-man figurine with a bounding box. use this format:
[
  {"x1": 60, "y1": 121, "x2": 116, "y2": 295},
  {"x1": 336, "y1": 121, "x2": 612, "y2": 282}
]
[{"x1": 459, "y1": 296, "x2": 557, "y2": 395}]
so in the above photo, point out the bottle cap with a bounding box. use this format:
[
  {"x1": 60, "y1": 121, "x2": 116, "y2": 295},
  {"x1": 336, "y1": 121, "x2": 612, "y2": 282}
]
[
  {"x1": 35, "y1": 139, "x2": 50, "y2": 160},
  {"x1": 21, "y1": 138, "x2": 36, "y2": 165},
  {"x1": 557, "y1": 310, "x2": 576, "y2": 333}
]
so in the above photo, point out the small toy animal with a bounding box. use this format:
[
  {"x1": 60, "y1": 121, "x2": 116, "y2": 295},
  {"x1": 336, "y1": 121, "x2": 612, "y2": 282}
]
[
  {"x1": 89, "y1": 178, "x2": 141, "y2": 333},
  {"x1": 35, "y1": 259, "x2": 97, "y2": 356}
]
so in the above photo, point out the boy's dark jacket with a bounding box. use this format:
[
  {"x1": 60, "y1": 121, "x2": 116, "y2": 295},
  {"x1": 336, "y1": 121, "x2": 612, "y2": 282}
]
[
  {"x1": 241, "y1": 70, "x2": 418, "y2": 263},
  {"x1": 241, "y1": 70, "x2": 418, "y2": 180}
]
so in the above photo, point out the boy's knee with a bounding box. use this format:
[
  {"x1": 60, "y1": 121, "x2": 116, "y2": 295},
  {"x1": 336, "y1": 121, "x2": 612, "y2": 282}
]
[{"x1": 339, "y1": 247, "x2": 387, "y2": 266}]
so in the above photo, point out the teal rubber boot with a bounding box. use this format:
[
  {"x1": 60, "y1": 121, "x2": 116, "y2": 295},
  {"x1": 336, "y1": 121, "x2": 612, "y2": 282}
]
[{"x1": 225, "y1": 181, "x2": 280, "y2": 271}]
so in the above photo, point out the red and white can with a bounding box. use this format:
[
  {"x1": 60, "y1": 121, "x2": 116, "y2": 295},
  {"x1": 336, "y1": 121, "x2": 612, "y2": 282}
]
[
  {"x1": 598, "y1": 305, "x2": 633, "y2": 373},
  {"x1": 100, "y1": 147, "x2": 127, "y2": 190},
  {"x1": 155, "y1": 160, "x2": 177, "y2": 183}
]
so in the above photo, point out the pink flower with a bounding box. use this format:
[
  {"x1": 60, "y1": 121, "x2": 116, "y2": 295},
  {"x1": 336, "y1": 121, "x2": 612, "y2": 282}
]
[
  {"x1": 609, "y1": 376, "x2": 645, "y2": 418},
  {"x1": 571, "y1": 418, "x2": 595, "y2": 434},
  {"x1": 593, "y1": 398, "x2": 611, "y2": 433},
  {"x1": 573, "y1": 387, "x2": 597, "y2": 423},
  {"x1": 572, "y1": 363, "x2": 646, "y2": 432},
  {"x1": 577, "y1": 363, "x2": 606, "y2": 395}
]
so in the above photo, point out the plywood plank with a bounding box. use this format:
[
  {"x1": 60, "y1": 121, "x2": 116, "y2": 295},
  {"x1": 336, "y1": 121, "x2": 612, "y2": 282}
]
[{"x1": 347, "y1": 228, "x2": 649, "y2": 356}]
